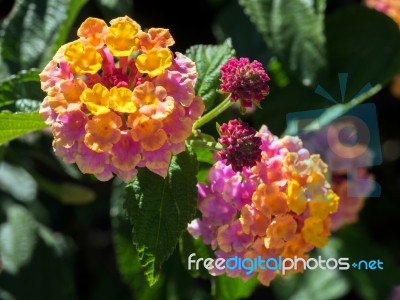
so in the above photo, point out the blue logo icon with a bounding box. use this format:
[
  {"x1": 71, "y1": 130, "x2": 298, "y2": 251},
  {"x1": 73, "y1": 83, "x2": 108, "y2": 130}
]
[{"x1": 286, "y1": 73, "x2": 381, "y2": 197}]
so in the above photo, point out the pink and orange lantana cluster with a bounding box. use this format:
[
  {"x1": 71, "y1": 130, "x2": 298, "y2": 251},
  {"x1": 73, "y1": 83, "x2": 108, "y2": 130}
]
[
  {"x1": 189, "y1": 124, "x2": 339, "y2": 286},
  {"x1": 39, "y1": 16, "x2": 204, "y2": 182}
]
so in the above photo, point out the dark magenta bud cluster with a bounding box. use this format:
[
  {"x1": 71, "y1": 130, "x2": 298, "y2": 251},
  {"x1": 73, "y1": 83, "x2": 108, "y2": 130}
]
[
  {"x1": 220, "y1": 57, "x2": 270, "y2": 110},
  {"x1": 219, "y1": 119, "x2": 262, "y2": 172}
]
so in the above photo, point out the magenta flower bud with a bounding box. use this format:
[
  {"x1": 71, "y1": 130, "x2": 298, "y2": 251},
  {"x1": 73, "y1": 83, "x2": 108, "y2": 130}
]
[
  {"x1": 219, "y1": 119, "x2": 262, "y2": 172},
  {"x1": 220, "y1": 57, "x2": 270, "y2": 112}
]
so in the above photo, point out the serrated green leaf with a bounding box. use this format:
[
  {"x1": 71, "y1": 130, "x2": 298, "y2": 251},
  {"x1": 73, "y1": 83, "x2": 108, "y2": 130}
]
[
  {"x1": 0, "y1": 0, "x2": 87, "y2": 75},
  {"x1": 0, "y1": 69, "x2": 43, "y2": 110},
  {"x1": 124, "y1": 150, "x2": 198, "y2": 286},
  {"x1": 212, "y1": 275, "x2": 259, "y2": 300},
  {"x1": 111, "y1": 179, "x2": 165, "y2": 300},
  {"x1": 186, "y1": 39, "x2": 235, "y2": 110},
  {"x1": 0, "y1": 205, "x2": 38, "y2": 274},
  {"x1": 0, "y1": 112, "x2": 47, "y2": 145},
  {"x1": 239, "y1": 0, "x2": 327, "y2": 86}
]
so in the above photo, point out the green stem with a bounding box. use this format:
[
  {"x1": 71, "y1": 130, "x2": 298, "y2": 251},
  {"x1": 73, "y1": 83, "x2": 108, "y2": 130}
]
[{"x1": 192, "y1": 95, "x2": 233, "y2": 131}]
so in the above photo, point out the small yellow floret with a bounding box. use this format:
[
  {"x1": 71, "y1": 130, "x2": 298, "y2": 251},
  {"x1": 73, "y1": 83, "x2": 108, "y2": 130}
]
[
  {"x1": 64, "y1": 41, "x2": 102, "y2": 75},
  {"x1": 135, "y1": 48, "x2": 172, "y2": 77}
]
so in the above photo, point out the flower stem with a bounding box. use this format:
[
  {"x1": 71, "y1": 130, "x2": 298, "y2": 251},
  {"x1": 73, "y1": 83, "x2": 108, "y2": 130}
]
[{"x1": 192, "y1": 95, "x2": 233, "y2": 131}]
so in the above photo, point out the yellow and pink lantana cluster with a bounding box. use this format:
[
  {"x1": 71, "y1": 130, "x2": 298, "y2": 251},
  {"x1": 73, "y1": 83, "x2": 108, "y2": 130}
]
[
  {"x1": 188, "y1": 126, "x2": 340, "y2": 286},
  {"x1": 39, "y1": 16, "x2": 204, "y2": 182},
  {"x1": 300, "y1": 123, "x2": 376, "y2": 230}
]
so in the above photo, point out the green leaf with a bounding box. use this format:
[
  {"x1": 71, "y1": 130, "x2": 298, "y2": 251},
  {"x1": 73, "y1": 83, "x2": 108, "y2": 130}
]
[
  {"x1": 113, "y1": 179, "x2": 212, "y2": 300},
  {"x1": 13, "y1": 99, "x2": 42, "y2": 113},
  {"x1": 0, "y1": 205, "x2": 38, "y2": 274},
  {"x1": 192, "y1": 147, "x2": 215, "y2": 165},
  {"x1": 0, "y1": 162, "x2": 37, "y2": 202},
  {"x1": 0, "y1": 69, "x2": 43, "y2": 110},
  {"x1": 186, "y1": 39, "x2": 235, "y2": 110},
  {"x1": 0, "y1": 112, "x2": 47, "y2": 145},
  {"x1": 0, "y1": 204, "x2": 76, "y2": 300},
  {"x1": 212, "y1": 275, "x2": 259, "y2": 300},
  {"x1": 124, "y1": 150, "x2": 199, "y2": 286},
  {"x1": 250, "y1": 4, "x2": 400, "y2": 137},
  {"x1": 324, "y1": 5, "x2": 400, "y2": 98},
  {"x1": 111, "y1": 179, "x2": 165, "y2": 300},
  {"x1": 196, "y1": 169, "x2": 209, "y2": 184},
  {"x1": 282, "y1": 6, "x2": 400, "y2": 136},
  {"x1": 0, "y1": 0, "x2": 87, "y2": 75},
  {"x1": 239, "y1": 0, "x2": 327, "y2": 86},
  {"x1": 188, "y1": 133, "x2": 218, "y2": 165}
]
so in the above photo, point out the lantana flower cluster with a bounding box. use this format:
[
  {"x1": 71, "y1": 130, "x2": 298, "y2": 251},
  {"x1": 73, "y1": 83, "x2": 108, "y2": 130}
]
[
  {"x1": 300, "y1": 123, "x2": 376, "y2": 230},
  {"x1": 39, "y1": 16, "x2": 204, "y2": 182},
  {"x1": 188, "y1": 125, "x2": 339, "y2": 286},
  {"x1": 220, "y1": 57, "x2": 270, "y2": 112}
]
